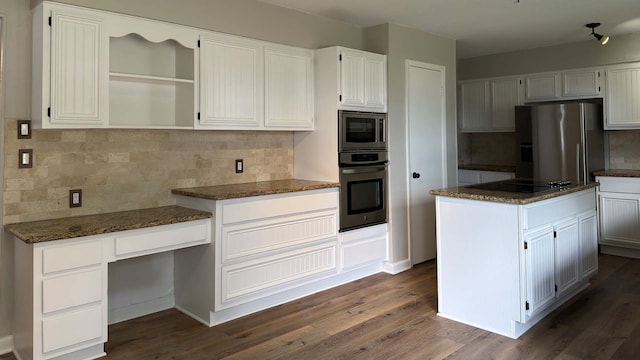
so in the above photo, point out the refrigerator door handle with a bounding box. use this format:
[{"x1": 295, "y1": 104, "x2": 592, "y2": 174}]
[{"x1": 576, "y1": 143, "x2": 581, "y2": 183}]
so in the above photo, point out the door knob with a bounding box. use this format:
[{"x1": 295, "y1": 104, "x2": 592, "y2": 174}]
[{"x1": 412, "y1": 172, "x2": 420, "y2": 179}]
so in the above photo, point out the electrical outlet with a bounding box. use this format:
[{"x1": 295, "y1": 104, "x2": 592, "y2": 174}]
[
  {"x1": 18, "y1": 149, "x2": 33, "y2": 168},
  {"x1": 235, "y1": 159, "x2": 243, "y2": 174},
  {"x1": 69, "y1": 189, "x2": 82, "y2": 208}
]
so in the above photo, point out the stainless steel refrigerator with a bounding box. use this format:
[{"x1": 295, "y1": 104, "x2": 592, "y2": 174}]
[{"x1": 515, "y1": 102, "x2": 606, "y2": 184}]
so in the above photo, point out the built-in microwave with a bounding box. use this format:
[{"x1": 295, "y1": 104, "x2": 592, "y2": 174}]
[{"x1": 338, "y1": 110, "x2": 387, "y2": 152}]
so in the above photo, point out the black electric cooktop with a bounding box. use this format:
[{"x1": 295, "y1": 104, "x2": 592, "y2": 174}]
[{"x1": 467, "y1": 179, "x2": 572, "y2": 194}]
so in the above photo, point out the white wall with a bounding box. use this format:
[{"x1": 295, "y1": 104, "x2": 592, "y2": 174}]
[
  {"x1": 458, "y1": 31, "x2": 640, "y2": 80},
  {"x1": 365, "y1": 23, "x2": 457, "y2": 266}
]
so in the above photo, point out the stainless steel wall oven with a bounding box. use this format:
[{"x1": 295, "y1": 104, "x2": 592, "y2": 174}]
[{"x1": 338, "y1": 111, "x2": 388, "y2": 232}]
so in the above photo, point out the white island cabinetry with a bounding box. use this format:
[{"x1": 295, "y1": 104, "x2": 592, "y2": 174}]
[{"x1": 434, "y1": 187, "x2": 597, "y2": 338}]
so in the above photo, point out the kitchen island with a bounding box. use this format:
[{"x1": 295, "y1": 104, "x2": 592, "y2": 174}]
[{"x1": 429, "y1": 182, "x2": 598, "y2": 339}]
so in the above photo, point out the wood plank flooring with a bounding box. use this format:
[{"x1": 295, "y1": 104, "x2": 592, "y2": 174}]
[{"x1": 2, "y1": 254, "x2": 638, "y2": 359}]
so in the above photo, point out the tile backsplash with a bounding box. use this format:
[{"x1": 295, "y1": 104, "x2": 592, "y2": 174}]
[
  {"x1": 3, "y1": 119, "x2": 294, "y2": 224},
  {"x1": 458, "y1": 132, "x2": 517, "y2": 167},
  {"x1": 608, "y1": 130, "x2": 640, "y2": 169}
]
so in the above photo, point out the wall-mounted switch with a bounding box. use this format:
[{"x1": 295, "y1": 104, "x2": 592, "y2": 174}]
[
  {"x1": 235, "y1": 159, "x2": 243, "y2": 174},
  {"x1": 17, "y1": 120, "x2": 31, "y2": 139},
  {"x1": 18, "y1": 149, "x2": 33, "y2": 168},
  {"x1": 69, "y1": 189, "x2": 82, "y2": 208}
]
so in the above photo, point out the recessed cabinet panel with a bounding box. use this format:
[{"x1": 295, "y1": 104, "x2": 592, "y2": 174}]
[
  {"x1": 562, "y1": 68, "x2": 602, "y2": 98},
  {"x1": 524, "y1": 73, "x2": 560, "y2": 101},
  {"x1": 580, "y1": 213, "x2": 598, "y2": 279},
  {"x1": 459, "y1": 80, "x2": 489, "y2": 132},
  {"x1": 600, "y1": 195, "x2": 640, "y2": 246},
  {"x1": 554, "y1": 219, "x2": 580, "y2": 297},
  {"x1": 340, "y1": 50, "x2": 365, "y2": 107},
  {"x1": 524, "y1": 226, "x2": 556, "y2": 318},
  {"x1": 364, "y1": 57, "x2": 386, "y2": 109},
  {"x1": 50, "y1": 10, "x2": 107, "y2": 126},
  {"x1": 490, "y1": 77, "x2": 522, "y2": 131},
  {"x1": 199, "y1": 34, "x2": 263, "y2": 128},
  {"x1": 264, "y1": 46, "x2": 314, "y2": 129},
  {"x1": 339, "y1": 48, "x2": 386, "y2": 111},
  {"x1": 605, "y1": 64, "x2": 640, "y2": 129}
]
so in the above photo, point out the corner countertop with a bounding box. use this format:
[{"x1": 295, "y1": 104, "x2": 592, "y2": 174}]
[
  {"x1": 458, "y1": 164, "x2": 517, "y2": 173},
  {"x1": 429, "y1": 182, "x2": 598, "y2": 205},
  {"x1": 5, "y1": 205, "x2": 212, "y2": 244},
  {"x1": 171, "y1": 179, "x2": 340, "y2": 201},
  {"x1": 594, "y1": 169, "x2": 640, "y2": 178}
]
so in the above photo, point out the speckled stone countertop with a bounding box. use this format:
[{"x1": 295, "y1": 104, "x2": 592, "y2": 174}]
[
  {"x1": 5, "y1": 205, "x2": 212, "y2": 244},
  {"x1": 458, "y1": 164, "x2": 516, "y2": 173},
  {"x1": 429, "y1": 182, "x2": 598, "y2": 205},
  {"x1": 594, "y1": 169, "x2": 640, "y2": 178},
  {"x1": 172, "y1": 179, "x2": 340, "y2": 200}
]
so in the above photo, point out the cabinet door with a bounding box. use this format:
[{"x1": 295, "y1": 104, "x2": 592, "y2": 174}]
[
  {"x1": 490, "y1": 77, "x2": 523, "y2": 131},
  {"x1": 199, "y1": 34, "x2": 263, "y2": 128},
  {"x1": 605, "y1": 64, "x2": 640, "y2": 129},
  {"x1": 524, "y1": 226, "x2": 556, "y2": 317},
  {"x1": 264, "y1": 45, "x2": 314, "y2": 129},
  {"x1": 599, "y1": 193, "x2": 640, "y2": 248},
  {"x1": 458, "y1": 80, "x2": 489, "y2": 132},
  {"x1": 363, "y1": 54, "x2": 386, "y2": 110},
  {"x1": 554, "y1": 219, "x2": 580, "y2": 297},
  {"x1": 562, "y1": 68, "x2": 603, "y2": 98},
  {"x1": 580, "y1": 213, "x2": 598, "y2": 279},
  {"x1": 50, "y1": 9, "x2": 107, "y2": 126},
  {"x1": 524, "y1": 72, "x2": 560, "y2": 102},
  {"x1": 340, "y1": 49, "x2": 366, "y2": 107}
]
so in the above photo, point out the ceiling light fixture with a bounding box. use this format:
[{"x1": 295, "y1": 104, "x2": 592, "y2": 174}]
[{"x1": 586, "y1": 23, "x2": 609, "y2": 45}]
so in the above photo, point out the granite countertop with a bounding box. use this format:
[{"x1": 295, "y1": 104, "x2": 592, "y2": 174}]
[
  {"x1": 5, "y1": 205, "x2": 212, "y2": 244},
  {"x1": 458, "y1": 164, "x2": 517, "y2": 173},
  {"x1": 172, "y1": 179, "x2": 340, "y2": 200},
  {"x1": 429, "y1": 182, "x2": 598, "y2": 205},
  {"x1": 594, "y1": 169, "x2": 640, "y2": 178}
]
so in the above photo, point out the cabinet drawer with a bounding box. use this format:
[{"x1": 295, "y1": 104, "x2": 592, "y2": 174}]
[
  {"x1": 42, "y1": 240, "x2": 103, "y2": 275},
  {"x1": 220, "y1": 243, "x2": 336, "y2": 305},
  {"x1": 597, "y1": 176, "x2": 640, "y2": 193},
  {"x1": 114, "y1": 220, "x2": 209, "y2": 258},
  {"x1": 222, "y1": 210, "x2": 337, "y2": 262},
  {"x1": 42, "y1": 269, "x2": 103, "y2": 314},
  {"x1": 523, "y1": 190, "x2": 595, "y2": 230},
  {"x1": 42, "y1": 305, "x2": 103, "y2": 353},
  {"x1": 221, "y1": 190, "x2": 337, "y2": 225}
]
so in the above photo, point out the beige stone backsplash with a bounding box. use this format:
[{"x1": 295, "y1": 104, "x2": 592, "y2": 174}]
[
  {"x1": 608, "y1": 130, "x2": 640, "y2": 169},
  {"x1": 3, "y1": 119, "x2": 294, "y2": 224}
]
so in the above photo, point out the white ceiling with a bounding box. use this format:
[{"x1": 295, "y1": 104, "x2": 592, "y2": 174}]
[{"x1": 256, "y1": 0, "x2": 640, "y2": 59}]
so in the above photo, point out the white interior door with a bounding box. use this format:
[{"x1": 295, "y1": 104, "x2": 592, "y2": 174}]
[{"x1": 406, "y1": 60, "x2": 446, "y2": 264}]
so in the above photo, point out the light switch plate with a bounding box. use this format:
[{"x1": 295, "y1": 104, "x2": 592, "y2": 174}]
[
  {"x1": 69, "y1": 189, "x2": 82, "y2": 208},
  {"x1": 17, "y1": 120, "x2": 31, "y2": 139},
  {"x1": 18, "y1": 149, "x2": 33, "y2": 168},
  {"x1": 235, "y1": 159, "x2": 243, "y2": 174}
]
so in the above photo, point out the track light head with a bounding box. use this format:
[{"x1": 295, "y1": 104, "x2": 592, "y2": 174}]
[{"x1": 586, "y1": 23, "x2": 609, "y2": 45}]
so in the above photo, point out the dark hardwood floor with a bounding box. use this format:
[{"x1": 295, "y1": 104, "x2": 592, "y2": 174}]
[{"x1": 2, "y1": 254, "x2": 638, "y2": 359}]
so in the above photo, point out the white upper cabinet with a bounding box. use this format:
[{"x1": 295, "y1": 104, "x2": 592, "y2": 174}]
[
  {"x1": 490, "y1": 77, "x2": 523, "y2": 131},
  {"x1": 562, "y1": 68, "x2": 603, "y2": 98},
  {"x1": 264, "y1": 45, "x2": 314, "y2": 129},
  {"x1": 604, "y1": 62, "x2": 640, "y2": 129},
  {"x1": 33, "y1": 3, "x2": 108, "y2": 128},
  {"x1": 198, "y1": 33, "x2": 263, "y2": 129},
  {"x1": 524, "y1": 72, "x2": 561, "y2": 102},
  {"x1": 33, "y1": 1, "x2": 314, "y2": 131},
  {"x1": 339, "y1": 48, "x2": 387, "y2": 111},
  {"x1": 458, "y1": 80, "x2": 489, "y2": 132},
  {"x1": 458, "y1": 76, "x2": 522, "y2": 133}
]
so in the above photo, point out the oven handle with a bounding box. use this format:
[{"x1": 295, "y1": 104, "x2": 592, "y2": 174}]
[{"x1": 340, "y1": 165, "x2": 387, "y2": 174}]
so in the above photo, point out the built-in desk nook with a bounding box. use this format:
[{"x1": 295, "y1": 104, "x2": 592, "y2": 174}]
[{"x1": 6, "y1": 206, "x2": 212, "y2": 360}]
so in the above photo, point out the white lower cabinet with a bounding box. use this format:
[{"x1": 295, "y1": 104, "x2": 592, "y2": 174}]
[
  {"x1": 458, "y1": 169, "x2": 514, "y2": 186},
  {"x1": 13, "y1": 219, "x2": 211, "y2": 360},
  {"x1": 597, "y1": 176, "x2": 640, "y2": 257},
  {"x1": 436, "y1": 188, "x2": 598, "y2": 339},
  {"x1": 174, "y1": 188, "x2": 388, "y2": 326}
]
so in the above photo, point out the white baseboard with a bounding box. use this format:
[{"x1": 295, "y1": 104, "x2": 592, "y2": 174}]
[
  {"x1": 382, "y1": 259, "x2": 412, "y2": 274},
  {"x1": 600, "y1": 245, "x2": 640, "y2": 259},
  {"x1": 0, "y1": 335, "x2": 12, "y2": 355},
  {"x1": 109, "y1": 294, "x2": 175, "y2": 325}
]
